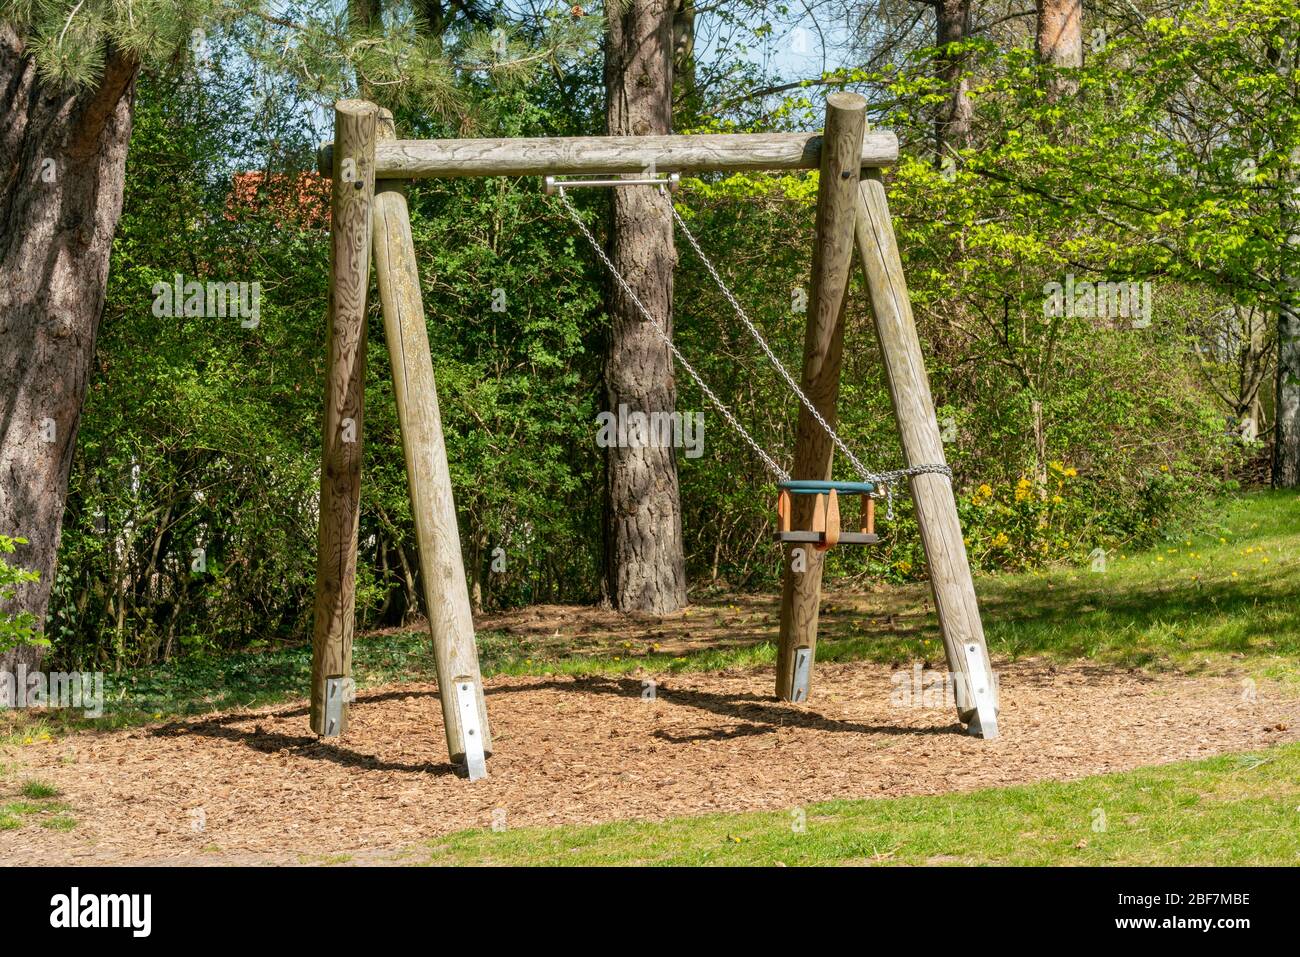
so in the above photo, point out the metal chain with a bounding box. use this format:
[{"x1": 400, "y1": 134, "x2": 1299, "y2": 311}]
[
  {"x1": 670, "y1": 203, "x2": 877, "y2": 481},
  {"x1": 554, "y1": 187, "x2": 791, "y2": 482},
  {"x1": 670, "y1": 203, "x2": 953, "y2": 496},
  {"x1": 552, "y1": 183, "x2": 954, "y2": 516}
]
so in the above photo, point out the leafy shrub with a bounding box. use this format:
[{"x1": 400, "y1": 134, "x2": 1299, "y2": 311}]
[{"x1": 0, "y1": 536, "x2": 44, "y2": 657}]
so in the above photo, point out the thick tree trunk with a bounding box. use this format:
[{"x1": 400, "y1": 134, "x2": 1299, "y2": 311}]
[
  {"x1": 1035, "y1": 0, "x2": 1083, "y2": 98},
  {"x1": 603, "y1": 0, "x2": 687, "y2": 613},
  {"x1": 1275, "y1": 210, "x2": 1300, "y2": 486},
  {"x1": 1273, "y1": 29, "x2": 1300, "y2": 487},
  {"x1": 935, "y1": 0, "x2": 973, "y2": 157},
  {"x1": 0, "y1": 28, "x2": 139, "y2": 676},
  {"x1": 673, "y1": 0, "x2": 698, "y2": 118}
]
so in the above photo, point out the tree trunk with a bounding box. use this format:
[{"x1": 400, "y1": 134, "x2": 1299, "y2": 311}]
[
  {"x1": 935, "y1": 0, "x2": 972, "y2": 158},
  {"x1": 1030, "y1": 396, "x2": 1048, "y2": 485},
  {"x1": 603, "y1": 0, "x2": 687, "y2": 614},
  {"x1": 1275, "y1": 218, "x2": 1300, "y2": 486},
  {"x1": 1035, "y1": 0, "x2": 1083, "y2": 98},
  {"x1": 0, "y1": 28, "x2": 139, "y2": 676},
  {"x1": 673, "y1": 0, "x2": 699, "y2": 119},
  {"x1": 1273, "y1": 28, "x2": 1300, "y2": 487}
]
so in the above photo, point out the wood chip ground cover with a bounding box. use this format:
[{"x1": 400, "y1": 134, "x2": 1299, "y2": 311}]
[{"x1": 2, "y1": 656, "x2": 1295, "y2": 865}]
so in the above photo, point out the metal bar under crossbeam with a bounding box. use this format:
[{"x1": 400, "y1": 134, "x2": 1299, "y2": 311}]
[{"x1": 544, "y1": 173, "x2": 680, "y2": 195}]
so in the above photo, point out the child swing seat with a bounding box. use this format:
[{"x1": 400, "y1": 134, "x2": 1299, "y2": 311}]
[{"x1": 776, "y1": 480, "x2": 881, "y2": 549}]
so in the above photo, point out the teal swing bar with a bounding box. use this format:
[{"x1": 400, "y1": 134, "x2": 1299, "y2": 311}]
[{"x1": 779, "y1": 479, "x2": 876, "y2": 496}]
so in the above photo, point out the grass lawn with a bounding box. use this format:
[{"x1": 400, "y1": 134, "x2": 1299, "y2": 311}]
[{"x1": 416, "y1": 743, "x2": 1300, "y2": 866}]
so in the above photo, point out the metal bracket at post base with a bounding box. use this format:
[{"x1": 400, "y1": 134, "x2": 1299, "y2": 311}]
[
  {"x1": 323, "y1": 676, "x2": 349, "y2": 738},
  {"x1": 958, "y1": 641, "x2": 999, "y2": 739},
  {"x1": 455, "y1": 680, "x2": 488, "y2": 781},
  {"x1": 790, "y1": 647, "x2": 813, "y2": 703}
]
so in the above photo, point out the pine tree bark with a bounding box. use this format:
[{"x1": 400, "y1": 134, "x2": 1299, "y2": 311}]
[
  {"x1": 0, "y1": 28, "x2": 139, "y2": 675},
  {"x1": 1273, "y1": 167, "x2": 1300, "y2": 485},
  {"x1": 1035, "y1": 0, "x2": 1083, "y2": 98},
  {"x1": 935, "y1": 0, "x2": 973, "y2": 157},
  {"x1": 673, "y1": 0, "x2": 698, "y2": 118},
  {"x1": 1272, "y1": 28, "x2": 1300, "y2": 487},
  {"x1": 603, "y1": 0, "x2": 687, "y2": 613}
]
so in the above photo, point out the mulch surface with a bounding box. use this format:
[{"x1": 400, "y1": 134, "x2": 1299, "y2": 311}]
[{"x1": 3, "y1": 658, "x2": 1296, "y2": 865}]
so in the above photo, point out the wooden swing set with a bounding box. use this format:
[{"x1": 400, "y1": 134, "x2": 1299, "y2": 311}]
[{"x1": 309, "y1": 92, "x2": 999, "y2": 781}]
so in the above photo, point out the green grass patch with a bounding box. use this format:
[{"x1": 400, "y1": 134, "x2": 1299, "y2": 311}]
[
  {"x1": 19, "y1": 780, "x2": 59, "y2": 799},
  {"x1": 0, "y1": 791, "x2": 76, "y2": 833},
  {"x1": 974, "y1": 490, "x2": 1300, "y2": 672},
  {"x1": 417, "y1": 742, "x2": 1300, "y2": 866}
]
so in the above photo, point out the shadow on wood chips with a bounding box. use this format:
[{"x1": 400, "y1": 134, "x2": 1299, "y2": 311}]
[{"x1": 3, "y1": 657, "x2": 1296, "y2": 864}]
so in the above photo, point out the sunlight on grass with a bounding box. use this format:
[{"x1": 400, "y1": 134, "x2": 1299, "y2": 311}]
[
  {"x1": 977, "y1": 491, "x2": 1300, "y2": 673},
  {"x1": 415, "y1": 743, "x2": 1300, "y2": 867}
]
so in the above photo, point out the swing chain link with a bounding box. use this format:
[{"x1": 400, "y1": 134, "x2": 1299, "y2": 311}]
[
  {"x1": 554, "y1": 187, "x2": 792, "y2": 482},
  {"x1": 669, "y1": 203, "x2": 954, "y2": 493},
  {"x1": 671, "y1": 203, "x2": 874, "y2": 482},
  {"x1": 552, "y1": 184, "x2": 955, "y2": 505}
]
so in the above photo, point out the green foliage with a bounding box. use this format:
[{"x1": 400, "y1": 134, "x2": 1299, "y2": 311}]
[
  {"x1": 2, "y1": 0, "x2": 602, "y2": 114},
  {"x1": 38, "y1": 0, "x2": 1286, "y2": 671},
  {"x1": 49, "y1": 31, "x2": 326, "y2": 668},
  {"x1": 241, "y1": 2, "x2": 605, "y2": 118},
  {"x1": 2, "y1": 0, "x2": 213, "y2": 86},
  {"x1": 0, "y1": 536, "x2": 43, "y2": 656}
]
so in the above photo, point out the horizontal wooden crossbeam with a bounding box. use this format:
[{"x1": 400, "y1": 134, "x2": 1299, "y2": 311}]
[{"x1": 317, "y1": 131, "x2": 899, "y2": 180}]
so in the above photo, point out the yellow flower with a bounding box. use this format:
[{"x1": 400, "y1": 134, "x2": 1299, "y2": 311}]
[
  {"x1": 992, "y1": 532, "x2": 1010, "y2": 548},
  {"x1": 1051, "y1": 494, "x2": 1063, "y2": 504},
  {"x1": 1014, "y1": 477, "x2": 1033, "y2": 502},
  {"x1": 1063, "y1": 467, "x2": 1077, "y2": 478},
  {"x1": 1160, "y1": 464, "x2": 1169, "y2": 472}
]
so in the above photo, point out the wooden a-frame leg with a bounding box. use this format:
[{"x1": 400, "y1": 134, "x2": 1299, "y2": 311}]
[
  {"x1": 371, "y1": 111, "x2": 491, "y2": 775},
  {"x1": 854, "y1": 169, "x2": 999, "y2": 739},
  {"x1": 310, "y1": 100, "x2": 378, "y2": 737},
  {"x1": 775, "y1": 93, "x2": 867, "y2": 702}
]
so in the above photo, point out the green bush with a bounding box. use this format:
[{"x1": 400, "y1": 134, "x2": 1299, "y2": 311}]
[{"x1": 0, "y1": 536, "x2": 43, "y2": 657}]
